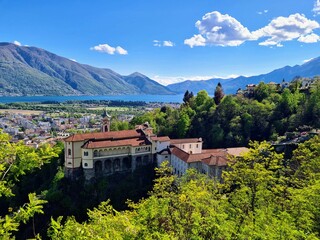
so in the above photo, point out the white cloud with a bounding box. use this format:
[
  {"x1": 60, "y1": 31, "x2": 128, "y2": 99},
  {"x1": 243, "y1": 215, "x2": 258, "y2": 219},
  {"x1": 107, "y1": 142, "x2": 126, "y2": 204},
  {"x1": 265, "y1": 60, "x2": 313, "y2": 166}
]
[
  {"x1": 185, "y1": 12, "x2": 320, "y2": 48},
  {"x1": 153, "y1": 40, "x2": 175, "y2": 47},
  {"x1": 184, "y1": 11, "x2": 254, "y2": 47},
  {"x1": 90, "y1": 43, "x2": 128, "y2": 55},
  {"x1": 115, "y1": 46, "x2": 128, "y2": 55},
  {"x1": 153, "y1": 74, "x2": 241, "y2": 86},
  {"x1": 313, "y1": 0, "x2": 320, "y2": 15},
  {"x1": 184, "y1": 35, "x2": 206, "y2": 48},
  {"x1": 163, "y1": 41, "x2": 174, "y2": 47},
  {"x1": 153, "y1": 40, "x2": 161, "y2": 47},
  {"x1": 298, "y1": 33, "x2": 320, "y2": 43},
  {"x1": 13, "y1": 40, "x2": 22, "y2": 46},
  {"x1": 252, "y1": 13, "x2": 320, "y2": 47}
]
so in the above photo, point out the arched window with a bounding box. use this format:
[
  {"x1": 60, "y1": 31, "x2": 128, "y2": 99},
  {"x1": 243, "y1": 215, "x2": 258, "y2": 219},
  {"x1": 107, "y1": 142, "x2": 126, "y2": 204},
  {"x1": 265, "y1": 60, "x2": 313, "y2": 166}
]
[
  {"x1": 93, "y1": 150, "x2": 98, "y2": 157},
  {"x1": 114, "y1": 158, "x2": 120, "y2": 171},
  {"x1": 68, "y1": 149, "x2": 71, "y2": 156}
]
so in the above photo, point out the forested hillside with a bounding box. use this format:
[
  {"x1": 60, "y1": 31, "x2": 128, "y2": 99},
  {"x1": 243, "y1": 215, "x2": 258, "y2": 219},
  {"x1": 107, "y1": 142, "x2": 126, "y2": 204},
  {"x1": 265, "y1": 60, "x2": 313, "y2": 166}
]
[
  {"x1": 131, "y1": 77, "x2": 320, "y2": 148},
  {"x1": 1, "y1": 77, "x2": 320, "y2": 239}
]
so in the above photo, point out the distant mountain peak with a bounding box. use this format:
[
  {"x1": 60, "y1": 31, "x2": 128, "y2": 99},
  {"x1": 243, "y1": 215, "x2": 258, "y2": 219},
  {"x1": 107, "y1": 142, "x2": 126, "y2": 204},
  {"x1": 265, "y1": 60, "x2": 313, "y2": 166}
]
[{"x1": 128, "y1": 72, "x2": 147, "y2": 78}]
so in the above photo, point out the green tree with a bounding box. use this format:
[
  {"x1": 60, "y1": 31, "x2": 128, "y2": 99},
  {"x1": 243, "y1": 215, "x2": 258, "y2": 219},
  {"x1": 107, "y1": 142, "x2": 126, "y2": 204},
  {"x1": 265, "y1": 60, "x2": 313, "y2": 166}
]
[{"x1": 0, "y1": 131, "x2": 59, "y2": 239}]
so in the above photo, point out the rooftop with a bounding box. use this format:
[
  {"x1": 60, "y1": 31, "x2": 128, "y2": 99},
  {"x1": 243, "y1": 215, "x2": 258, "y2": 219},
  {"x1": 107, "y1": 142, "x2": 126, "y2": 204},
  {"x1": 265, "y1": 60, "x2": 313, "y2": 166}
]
[
  {"x1": 82, "y1": 138, "x2": 148, "y2": 149},
  {"x1": 171, "y1": 147, "x2": 248, "y2": 164},
  {"x1": 64, "y1": 129, "x2": 141, "y2": 142}
]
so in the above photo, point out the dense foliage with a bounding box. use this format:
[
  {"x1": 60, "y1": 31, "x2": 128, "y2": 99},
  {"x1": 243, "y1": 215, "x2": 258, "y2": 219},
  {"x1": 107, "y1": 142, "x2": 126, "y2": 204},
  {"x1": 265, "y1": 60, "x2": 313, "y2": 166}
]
[
  {"x1": 49, "y1": 137, "x2": 320, "y2": 239},
  {"x1": 131, "y1": 79, "x2": 320, "y2": 148},
  {"x1": 0, "y1": 131, "x2": 61, "y2": 239}
]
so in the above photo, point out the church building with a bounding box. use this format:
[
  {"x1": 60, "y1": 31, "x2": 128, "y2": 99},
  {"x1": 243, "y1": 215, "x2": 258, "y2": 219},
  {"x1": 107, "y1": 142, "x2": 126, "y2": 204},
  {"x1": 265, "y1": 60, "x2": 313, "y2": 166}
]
[{"x1": 64, "y1": 113, "x2": 248, "y2": 181}]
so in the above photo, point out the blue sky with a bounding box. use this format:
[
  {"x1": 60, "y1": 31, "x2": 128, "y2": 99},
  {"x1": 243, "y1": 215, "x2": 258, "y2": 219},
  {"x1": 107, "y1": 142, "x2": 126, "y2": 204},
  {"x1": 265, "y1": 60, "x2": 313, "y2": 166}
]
[{"x1": 1, "y1": 0, "x2": 320, "y2": 85}]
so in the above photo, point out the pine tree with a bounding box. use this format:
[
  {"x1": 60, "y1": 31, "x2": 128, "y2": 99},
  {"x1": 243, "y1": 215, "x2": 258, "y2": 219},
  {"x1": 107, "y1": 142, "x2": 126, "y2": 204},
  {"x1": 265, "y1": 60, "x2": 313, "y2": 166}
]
[{"x1": 214, "y1": 82, "x2": 224, "y2": 105}]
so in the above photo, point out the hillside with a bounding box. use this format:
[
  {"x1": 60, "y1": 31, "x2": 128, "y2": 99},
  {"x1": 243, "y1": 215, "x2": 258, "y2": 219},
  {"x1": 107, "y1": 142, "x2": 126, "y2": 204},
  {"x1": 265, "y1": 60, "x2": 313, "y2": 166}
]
[
  {"x1": 167, "y1": 58, "x2": 320, "y2": 94},
  {"x1": 0, "y1": 43, "x2": 175, "y2": 96}
]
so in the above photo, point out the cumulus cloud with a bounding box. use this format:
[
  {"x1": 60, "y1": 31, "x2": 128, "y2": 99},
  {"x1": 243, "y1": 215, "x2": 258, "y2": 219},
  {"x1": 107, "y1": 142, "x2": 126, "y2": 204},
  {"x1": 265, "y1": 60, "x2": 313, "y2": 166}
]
[
  {"x1": 298, "y1": 33, "x2": 320, "y2": 43},
  {"x1": 184, "y1": 11, "x2": 254, "y2": 47},
  {"x1": 13, "y1": 40, "x2": 22, "y2": 46},
  {"x1": 184, "y1": 35, "x2": 206, "y2": 48},
  {"x1": 185, "y1": 11, "x2": 320, "y2": 48},
  {"x1": 153, "y1": 40, "x2": 175, "y2": 47},
  {"x1": 90, "y1": 43, "x2": 128, "y2": 55},
  {"x1": 313, "y1": 0, "x2": 320, "y2": 15},
  {"x1": 253, "y1": 13, "x2": 320, "y2": 47}
]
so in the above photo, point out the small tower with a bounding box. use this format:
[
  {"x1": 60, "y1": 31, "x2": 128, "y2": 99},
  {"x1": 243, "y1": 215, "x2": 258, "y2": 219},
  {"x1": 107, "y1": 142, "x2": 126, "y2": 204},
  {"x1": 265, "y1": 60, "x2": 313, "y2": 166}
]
[{"x1": 101, "y1": 109, "x2": 111, "y2": 132}]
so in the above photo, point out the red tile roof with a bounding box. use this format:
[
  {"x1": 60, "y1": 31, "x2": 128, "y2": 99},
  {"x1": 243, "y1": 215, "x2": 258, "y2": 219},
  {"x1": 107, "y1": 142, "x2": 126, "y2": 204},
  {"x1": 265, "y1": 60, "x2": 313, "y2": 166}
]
[
  {"x1": 202, "y1": 156, "x2": 228, "y2": 166},
  {"x1": 171, "y1": 147, "x2": 248, "y2": 165},
  {"x1": 82, "y1": 138, "x2": 149, "y2": 149},
  {"x1": 64, "y1": 129, "x2": 141, "y2": 142}
]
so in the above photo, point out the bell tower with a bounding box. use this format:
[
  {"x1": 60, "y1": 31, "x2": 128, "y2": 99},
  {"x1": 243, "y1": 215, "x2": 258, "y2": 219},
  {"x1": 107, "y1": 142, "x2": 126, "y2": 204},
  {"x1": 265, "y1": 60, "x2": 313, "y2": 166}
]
[{"x1": 101, "y1": 109, "x2": 111, "y2": 132}]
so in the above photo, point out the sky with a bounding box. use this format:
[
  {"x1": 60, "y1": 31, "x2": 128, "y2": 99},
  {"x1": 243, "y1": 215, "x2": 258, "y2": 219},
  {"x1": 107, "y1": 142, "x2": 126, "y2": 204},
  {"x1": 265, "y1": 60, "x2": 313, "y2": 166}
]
[{"x1": 1, "y1": 0, "x2": 320, "y2": 85}]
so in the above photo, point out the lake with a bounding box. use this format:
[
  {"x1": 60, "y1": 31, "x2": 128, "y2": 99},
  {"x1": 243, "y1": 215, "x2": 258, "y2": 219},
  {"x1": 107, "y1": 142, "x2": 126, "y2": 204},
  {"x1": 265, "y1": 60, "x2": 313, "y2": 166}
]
[{"x1": 0, "y1": 94, "x2": 185, "y2": 103}]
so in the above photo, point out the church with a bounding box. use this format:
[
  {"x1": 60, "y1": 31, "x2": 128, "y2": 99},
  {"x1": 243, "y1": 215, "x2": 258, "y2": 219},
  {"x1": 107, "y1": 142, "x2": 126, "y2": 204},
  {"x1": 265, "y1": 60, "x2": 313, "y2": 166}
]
[{"x1": 64, "y1": 113, "x2": 248, "y2": 181}]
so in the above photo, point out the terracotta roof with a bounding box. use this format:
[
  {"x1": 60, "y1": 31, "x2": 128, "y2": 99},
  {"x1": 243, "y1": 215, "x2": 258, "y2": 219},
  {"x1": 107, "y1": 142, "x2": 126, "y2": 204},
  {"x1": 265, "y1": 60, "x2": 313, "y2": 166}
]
[
  {"x1": 82, "y1": 138, "x2": 148, "y2": 149},
  {"x1": 150, "y1": 136, "x2": 170, "y2": 142},
  {"x1": 202, "y1": 155, "x2": 228, "y2": 166},
  {"x1": 171, "y1": 147, "x2": 248, "y2": 164},
  {"x1": 64, "y1": 129, "x2": 141, "y2": 142},
  {"x1": 170, "y1": 138, "x2": 202, "y2": 145}
]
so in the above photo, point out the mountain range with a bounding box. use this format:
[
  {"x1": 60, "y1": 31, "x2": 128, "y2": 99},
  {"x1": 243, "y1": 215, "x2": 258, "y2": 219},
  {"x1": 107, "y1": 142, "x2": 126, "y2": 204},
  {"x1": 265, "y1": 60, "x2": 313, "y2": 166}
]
[
  {"x1": 167, "y1": 58, "x2": 320, "y2": 94},
  {"x1": 0, "y1": 43, "x2": 174, "y2": 96},
  {"x1": 0, "y1": 42, "x2": 319, "y2": 96}
]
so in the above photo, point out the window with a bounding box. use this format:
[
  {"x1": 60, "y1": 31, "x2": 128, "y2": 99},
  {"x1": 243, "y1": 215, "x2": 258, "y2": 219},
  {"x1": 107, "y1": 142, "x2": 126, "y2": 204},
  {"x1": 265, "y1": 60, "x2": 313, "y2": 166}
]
[
  {"x1": 84, "y1": 163, "x2": 88, "y2": 167},
  {"x1": 182, "y1": 145, "x2": 184, "y2": 149},
  {"x1": 68, "y1": 149, "x2": 71, "y2": 156},
  {"x1": 84, "y1": 151, "x2": 88, "y2": 156},
  {"x1": 189, "y1": 144, "x2": 191, "y2": 148},
  {"x1": 93, "y1": 150, "x2": 98, "y2": 157},
  {"x1": 196, "y1": 144, "x2": 199, "y2": 148}
]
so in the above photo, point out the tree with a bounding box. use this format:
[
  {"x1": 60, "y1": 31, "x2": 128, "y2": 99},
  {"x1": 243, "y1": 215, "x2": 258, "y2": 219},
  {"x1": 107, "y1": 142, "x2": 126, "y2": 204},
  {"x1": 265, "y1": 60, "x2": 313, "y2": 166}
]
[
  {"x1": 183, "y1": 90, "x2": 194, "y2": 105},
  {"x1": 214, "y1": 82, "x2": 224, "y2": 105},
  {"x1": 0, "y1": 131, "x2": 60, "y2": 239}
]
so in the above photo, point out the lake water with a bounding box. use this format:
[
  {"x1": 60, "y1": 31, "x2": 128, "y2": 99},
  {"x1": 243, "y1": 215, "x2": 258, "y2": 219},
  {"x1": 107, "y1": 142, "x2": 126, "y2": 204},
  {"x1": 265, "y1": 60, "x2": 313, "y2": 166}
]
[{"x1": 0, "y1": 94, "x2": 185, "y2": 103}]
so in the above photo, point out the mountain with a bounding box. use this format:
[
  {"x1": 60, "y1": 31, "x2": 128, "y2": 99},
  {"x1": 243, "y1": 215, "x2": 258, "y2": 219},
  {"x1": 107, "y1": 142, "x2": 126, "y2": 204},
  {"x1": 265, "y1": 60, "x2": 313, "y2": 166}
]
[
  {"x1": 0, "y1": 43, "x2": 175, "y2": 96},
  {"x1": 167, "y1": 58, "x2": 320, "y2": 94},
  {"x1": 123, "y1": 72, "x2": 174, "y2": 95}
]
